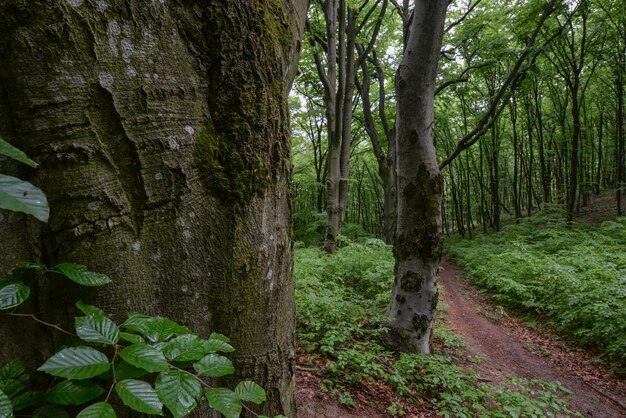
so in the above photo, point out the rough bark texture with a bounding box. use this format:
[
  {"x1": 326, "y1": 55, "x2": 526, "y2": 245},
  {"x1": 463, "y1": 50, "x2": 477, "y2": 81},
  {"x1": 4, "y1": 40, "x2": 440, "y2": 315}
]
[
  {"x1": 385, "y1": 0, "x2": 447, "y2": 354},
  {"x1": 0, "y1": 1, "x2": 306, "y2": 416}
]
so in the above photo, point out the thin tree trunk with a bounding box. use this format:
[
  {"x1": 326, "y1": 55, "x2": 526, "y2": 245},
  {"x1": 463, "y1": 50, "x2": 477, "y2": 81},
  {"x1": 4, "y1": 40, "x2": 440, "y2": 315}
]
[{"x1": 616, "y1": 69, "x2": 624, "y2": 215}]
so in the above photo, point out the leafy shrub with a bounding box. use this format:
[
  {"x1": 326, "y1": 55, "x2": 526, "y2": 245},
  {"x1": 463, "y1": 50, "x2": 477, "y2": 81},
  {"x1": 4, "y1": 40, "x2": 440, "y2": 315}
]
[
  {"x1": 0, "y1": 263, "x2": 280, "y2": 418},
  {"x1": 445, "y1": 213, "x2": 626, "y2": 364},
  {"x1": 0, "y1": 136, "x2": 49, "y2": 221},
  {"x1": 295, "y1": 242, "x2": 581, "y2": 416}
]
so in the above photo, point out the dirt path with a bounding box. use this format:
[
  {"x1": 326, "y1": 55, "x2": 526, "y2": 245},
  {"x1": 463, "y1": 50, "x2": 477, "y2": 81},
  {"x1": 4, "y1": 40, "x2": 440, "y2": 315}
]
[{"x1": 439, "y1": 257, "x2": 626, "y2": 418}]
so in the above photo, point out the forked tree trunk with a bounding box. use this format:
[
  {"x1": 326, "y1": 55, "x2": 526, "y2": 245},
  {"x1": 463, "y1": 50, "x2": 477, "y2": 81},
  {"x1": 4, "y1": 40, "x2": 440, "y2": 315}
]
[
  {"x1": 385, "y1": 0, "x2": 447, "y2": 354},
  {"x1": 0, "y1": 1, "x2": 306, "y2": 416}
]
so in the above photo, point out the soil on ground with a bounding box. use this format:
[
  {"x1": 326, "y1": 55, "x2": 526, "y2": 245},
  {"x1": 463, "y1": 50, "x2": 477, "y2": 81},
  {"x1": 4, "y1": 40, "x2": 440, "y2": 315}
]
[{"x1": 437, "y1": 257, "x2": 626, "y2": 418}]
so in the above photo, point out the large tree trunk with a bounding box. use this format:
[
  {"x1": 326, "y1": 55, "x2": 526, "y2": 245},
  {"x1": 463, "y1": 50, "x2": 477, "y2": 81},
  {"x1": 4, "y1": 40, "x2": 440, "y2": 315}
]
[
  {"x1": 385, "y1": 0, "x2": 447, "y2": 354},
  {"x1": 0, "y1": 1, "x2": 306, "y2": 416}
]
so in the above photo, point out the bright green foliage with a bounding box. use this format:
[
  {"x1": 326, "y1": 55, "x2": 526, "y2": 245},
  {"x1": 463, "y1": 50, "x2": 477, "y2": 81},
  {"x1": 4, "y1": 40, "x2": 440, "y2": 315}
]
[
  {"x1": 75, "y1": 315, "x2": 120, "y2": 345},
  {"x1": 193, "y1": 354, "x2": 235, "y2": 377},
  {"x1": 0, "y1": 360, "x2": 38, "y2": 417},
  {"x1": 205, "y1": 388, "x2": 242, "y2": 418},
  {"x1": 0, "y1": 360, "x2": 25, "y2": 380},
  {"x1": 38, "y1": 347, "x2": 110, "y2": 380},
  {"x1": 47, "y1": 380, "x2": 104, "y2": 405},
  {"x1": 295, "y1": 242, "x2": 582, "y2": 416},
  {"x1": 75, "y1": 301, "x2": 108, "y2": 318},
  {"x1": 445, "y1": 212, "x2": 626, "y2": 364},
  {"x1": 163, "y1": 334, "x2": 208, "y2": 361},
  {"x1": 0, "y1": 280, "x2": 30, "y2": 310},
  {"x1": 76, "y1": 402, "x2": 116, "y2": 418},
  {"x1": 119, "y1": 343, "x2": 169, "y2": 373},
  {"x1": 0, "y1": 389, "x2": 12, "y2": 418},
  {"x1": 51, "y1": 263, "x2": 111, "y2": 287},
  {"x1": 109, "y1": 361, "x2": 148, "y2": 381},
  {"x1": 0, "y1": 174, "x2": 49, "y2": 222},
  {"x1": 11, "y1": 390, "x2": 44, "y2": 411},
  {"x1": 0, "y1": 137, "x2": 49, "y2": 222},
  {"x1": 2, "y1": 278, "x2": 269, "y2": 417},
  {"x1": 235, "y1": 381, "x2": 267, "y2": 404},
  {"x1": 296, "y1": 239, "x2": 393, "y2": 362},
  {"x1": 117, "y1": 332, "x2": 144, "y2": 344},
  {"x1": 155, "y1": 370, "x2": 201, "y2": 418},
  {"x1": 0, "y1": 137, "x2": 38, "y2": 168},
  {"x1": 0, "y1": 264, "x2": 109, "y2": 312},
  {"x1": 202, "y1": 337, "x2": 235, "y2": 353},
  {"x1": 122, "y1": 313, "x2": 191, "y2": 343},
  {"x1": 115, "y1": 379, "x2": 163, "y2": 415}
]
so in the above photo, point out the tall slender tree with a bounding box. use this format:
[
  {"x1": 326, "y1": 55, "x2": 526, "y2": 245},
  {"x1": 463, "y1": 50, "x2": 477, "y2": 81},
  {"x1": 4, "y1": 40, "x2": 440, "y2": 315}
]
[{"x1": 384, "y1": 0, "x2": 448, "y2": 354}]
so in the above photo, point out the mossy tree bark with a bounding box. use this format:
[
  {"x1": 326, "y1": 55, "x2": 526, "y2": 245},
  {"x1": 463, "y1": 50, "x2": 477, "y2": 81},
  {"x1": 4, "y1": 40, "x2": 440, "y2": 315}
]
[
  {"x1": 385, "y1": 0, "x2": 447, "y2": 354},
  {"x1": 0, "y1": 0, "x2": 306, "y2": 416}
]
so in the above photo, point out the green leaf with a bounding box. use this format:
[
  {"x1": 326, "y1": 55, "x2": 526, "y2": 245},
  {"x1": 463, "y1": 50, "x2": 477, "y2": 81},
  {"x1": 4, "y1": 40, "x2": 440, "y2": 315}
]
[
  {"x1": 50, "y1": 264, "x2": 110, "y2": 287},
  {"x1": 0, "y1": 378, "x2": 24, "y2": 399},
  {"x1": 163, "y1": 335, "x2": 207, "y2": 361},
  {"x1": 47, "y1": 380, "x2": 104, "y2": 405},
  {"x1": 118, "y1": 332, "x2": 144, "y2": 345},
  {"x1": 193, "y1": 354, "x2": 234, "y2": 378},
  {"x1": 11, "y1": 390, "x2": 43, "y2": 411},
  {"x1": 0, "y1": 137, "x2": 37, "y2": 168},
  {"x1": 203, "y1": 338, "x2": 235, "y2": 353},
  {"x1": 38, "y1": 347, "x2": 110, "y2": 379},
  {"x1": 0, "y1": 280, "x2": 30, "y2": 310},
  {"x1": 112, "y1": 361, "x2": 149, "y2": 381},
  {"x1": 0, "y1": 390, "x2": 13, "y2": 418},
  {"x1": 33, "y1": 405, "x2": 68, "y2": 418},
  {"x1": 122, "y1": 313, "x2": 191, "y2": 343},
  {"x1": 115, "y1": 379, "x2": 163, "y2": 415},
  {"x1": 0, "y1": 174, "x2": 49, "y2": 222},
  {"x1": 119, "y1": 344, "x2": 168, "y2": 373},
  {"x1": 155, "y1": 370, "x2": 201, "y2": 418},
  {"x1": 76, "y1": 402, "x2": 116, "y2": 418},
  {"x1": 0, "y1": 360, "x2": 25, "y2": 380},
  {"x1": 75, "y1": 301, "x2": 107, "y2": 318},
  {"x1": 75, "y1": 316, "x2": 119, "y2": 345},
  {"x1": 235, "y1": 381, "x2": 266, "y2": 405},
  {"x1": 205, "y1": 388, "x2": 241, "y2": 418}
]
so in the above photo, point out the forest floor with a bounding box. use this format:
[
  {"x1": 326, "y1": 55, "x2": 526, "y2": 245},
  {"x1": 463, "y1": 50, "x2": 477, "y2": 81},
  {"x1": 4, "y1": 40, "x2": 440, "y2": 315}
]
[
  {"x1": 438, "y1": 257, "x2": 626, "y2": 418},
  {"x1": 295, "y1": 255, "x2": 626, "y2": 417},
  {"x1": 295, "y1": 195, "x2": 626, "y2": 417}
]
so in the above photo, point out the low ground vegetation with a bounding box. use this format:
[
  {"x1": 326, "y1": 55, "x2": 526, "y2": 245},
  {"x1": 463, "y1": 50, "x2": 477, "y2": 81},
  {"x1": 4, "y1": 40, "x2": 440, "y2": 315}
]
[
  {"x1": 295, "y1": 239, "x2": 580, "y2": 417},
  {"x1": 445, "y1": 206, "x2": 626, "y2": 369}
]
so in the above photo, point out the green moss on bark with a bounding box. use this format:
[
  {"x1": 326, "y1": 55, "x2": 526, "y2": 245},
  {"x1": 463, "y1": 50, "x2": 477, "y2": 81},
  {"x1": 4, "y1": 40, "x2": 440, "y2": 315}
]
[
  {"x1": 193, "y1": 122, "x2": 269, "y2": 203},
  {"x1": 260, "y1": 0, "x2": 291, "y2": 58}
]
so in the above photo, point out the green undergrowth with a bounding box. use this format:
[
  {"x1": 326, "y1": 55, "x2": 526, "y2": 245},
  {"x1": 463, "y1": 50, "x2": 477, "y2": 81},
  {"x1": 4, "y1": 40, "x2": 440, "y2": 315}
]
[
  {"x1": 295, "y1": 238, "x2": 581, "y2": 417},
  {"x1": 445, "y1": 206, "x2": 626, "y2": 369}
]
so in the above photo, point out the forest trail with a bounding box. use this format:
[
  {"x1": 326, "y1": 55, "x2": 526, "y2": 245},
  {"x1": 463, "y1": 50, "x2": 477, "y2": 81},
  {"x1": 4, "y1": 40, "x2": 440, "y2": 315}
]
[
  {"x1": 439, "y1": 257, "x2": 626, "y2": 418},
  {"x1": 295, "y1": 255, "x2": 626, "y2": 417}
]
